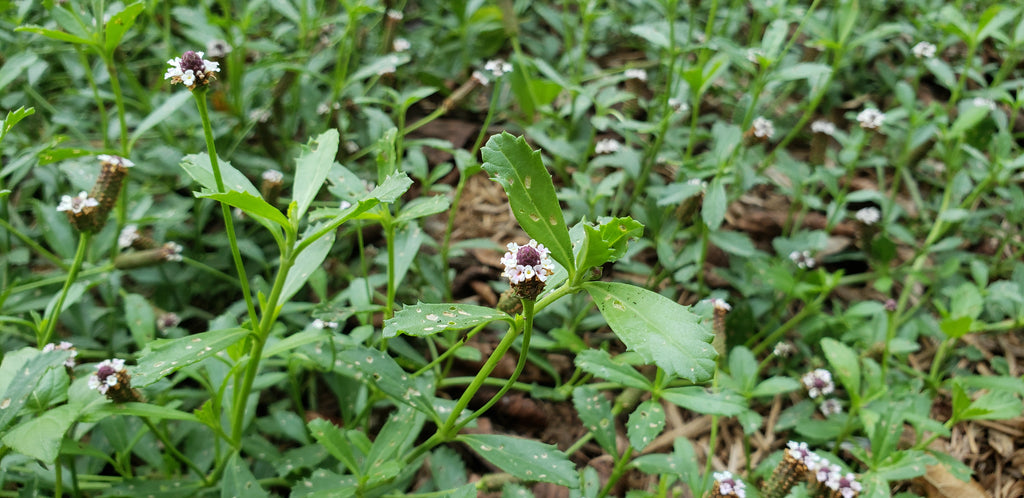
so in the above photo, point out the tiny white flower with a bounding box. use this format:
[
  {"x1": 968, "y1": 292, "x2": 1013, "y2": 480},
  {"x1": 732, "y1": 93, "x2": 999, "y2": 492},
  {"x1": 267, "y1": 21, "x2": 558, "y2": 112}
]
[
  {"x1": 165, "y1": 50, "x2": 221, "y2": 90},
  {"x1": 312, "y1": 318, "x2": 338, "y2": 329},
  {"x1": 820, "y1": 398, "x2": 843, "y2": 416},
  {"x1": 752, "y1": 116, "x2": 775, "y2": 139},
  {"x1": 386, "y1": 9, "x2": 403, "y2": 21},
  {"x1": 471, "y1": 70, "x2": 490, "y2": 85},
  {"x1": 857, "y1": 108, "x2": 885, "y2": 130},
  {"x1": 788, "y1": 250, "x2": 815, "y2": 269},
  {"x1": 88, "y1": 359, "x2": 127, "y2": 395},
  {"x1": 262, "y1": 170, "x2": 283, "y2": 183},
  {"x1": 594, "y1": 138, "x2": 621, "y2": 154},
  {"x1": 786, "y1": 441, "x2": 821, "y2": 468},
  {"x1": 484, "y1": 59, "x2": 512, "y2": 78},
  {"x1": 773, "y1": 342, "x2": 795, "y2": 357},
  {"x1": 972, "y1": 97, "x2": 996, "y2": 111},
  {"x1": 624, "y1": 68, "x2": 648, "y2": 81},
  {"x1": 339, "y1": 200, "x2": 352, "y2": 210},
  {"x1": 709, "y1": 298, "x2": 731, "y2": 312},
  {"x1": 831, "y1": 473, "x2": 863, "y2": 498},
  {"x1": 345, "y1": 141, "x2": 360, "y2": 154},
  {"x1": 162, "y1": 242, "x2": 183, "y2": 262},
  {"x1": 43, "y1": 341, "x2": 78, "y2": 368},
  {"x1": 98, "y1": 154, "x2": 134, "y2": 168},
  {"x1": 668, "y1": 98, "x2": 689, "y2": 113},
  {"x1": 249, "y1": 108, "x2": 271, "y2": 123},
  {"x1": 855, "y1": 207, "x2": 881, "y2": 225},
  {"x1": 815, "y1": 462, "x2": 842, "y2": 487},
  {"x1": 57, "y1": 191, "x2": 99, "y2": 214},
  {"x1": 712, "y1": 471, "x2": 746, "y2": 498},
  {"x1": 802, "y1": 369, "x2": 835, "y2": 398},
  {"x1": 911, "y1": 41, "x2": 936, "y2": 59},
  {"x1": 118, "y1": 224, "x2": 140, "y2": 249},
  {"x1": 205, "y1": 39, "x2": 232, "y2": 58},
  {"x1": 393, "y1": 38, "x2": 411, "y2": 52},
  {"x1": 811, "y1": 120, "x2": 836, "y2": 136}
]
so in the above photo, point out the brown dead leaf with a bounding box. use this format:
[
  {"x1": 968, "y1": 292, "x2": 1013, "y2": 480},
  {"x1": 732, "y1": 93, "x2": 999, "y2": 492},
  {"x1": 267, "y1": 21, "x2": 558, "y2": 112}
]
[{"x1": 915, "y1": 463, "x2": 990, "y2": 498}]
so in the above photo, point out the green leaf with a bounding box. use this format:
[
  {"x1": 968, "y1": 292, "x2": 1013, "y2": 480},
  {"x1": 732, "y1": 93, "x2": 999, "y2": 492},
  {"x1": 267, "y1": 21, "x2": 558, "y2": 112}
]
[
  {"x1": 307, "y1": 419, "x2": 361, "y2": 476},
  {"x1": 572, "y1": 386, "x2": 617, "y2": 455},
  {"x1": 364, "y1": 406, "x2": 426, "y2": 480},
  {"x1": 750, "y1": 377, "x2": 801, "y2": 398},
  {"x1": 132, "y1": 328, "x2": 250, "y2": 387},
  {"x1": 333, "y1": 346, "x2": 435, "y2": 416},
  {"x1": 574, "y1": 349, "x2": 652, "y2": 390},
  {"x1": 626, "y1": 400, "x2": 665, "y2": 451},
  {"x1": 395, "y1": 195, "x2": 450, "y2": 223},
  {"x1": 702, "y1": 177, "x2": 727, "y2": 230},
  {"x1": 430, "y1": 446, "x2": 468, "y2": 490},
  {"x1": 1, "y1": 404, "x2": 76, "y2": 462},
  {"x1": 124, "y1": 293, "x2": 155, "y2": 349},
  {"x1": 662, "y1": 387, "x2": 747, "y2": 416},
  {"x1": 383, "y1": 302, "x2": 511, "y2": 338},
  {"x1": 460, "y1": 434, "x2": 577, "y2": 487},
  {"x1": 15, "y1": 26, "x2": 95, "y2": 46},
  {"x1": 949, "y1": 104, "x2": 990, "y2": 139},
  {"x1": 482, "y1": 133, "x2": 574, "y2": 272},
  {"x1": 575, "y1": 217, "x2": 644, "y2": 274},
  {"x1": 293, "y1": 129, "x2": 339, "y2": 220},
  {"x1": 222, "y1": 453, "x2": 270, "y2": 498},
  {"x1": 871, "y1": 450, "x2": 935, "y2": 481},
  {"x1": 821, "y1": 338, "x2": 860, "y2": 396},
  {"x1": 180, "y1": 153, "x2": 259, "y2": 196},
  {"x1": 0, "y1": 348, "x2": 72, "y2": 431},
  {"x1": 128, "y1": 91, "x2": 192, "y2": 150},
  {"x1": 87, "y1": 402, "x2": 199, "y2": 422},
  {"x1": 727, "y1": 346, "x2": 759, "y2": 394},
  {"x1": 103, "y1": 2, "x2": 144, "y2": 54},
  {"x1": 371, "y1": 172, "x2": 414, "y2": 203},
  {"x1": 0, "y1": 54, "x2": 41, "y2": 94},
  {"x1": 583, "y1": 282, "x2": 715, "y2": 382},
  {"x1": 282, "y1": 231, "x2": 334, "y2": 303}
]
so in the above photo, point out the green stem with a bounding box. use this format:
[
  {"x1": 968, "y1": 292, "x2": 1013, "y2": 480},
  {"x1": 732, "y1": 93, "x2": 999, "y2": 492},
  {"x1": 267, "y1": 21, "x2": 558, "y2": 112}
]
[
  {"x1": 748, "y1": 291, "x2": 825, "y2": 356},
  {"x1": 78, "y1": 48, "x2": 110, "y2": 150},
  {"x1": 0, "y1": 216, "x2": 68, "y2": 270},
  {"x1": 385, "y1": 221, "x2": 396, "y2": 320},
  {"x1": 39, "y1": 231, "x2": 92, "y2": 347},
  {"x1": 102, "y1": 53, "x2": 129, "y2": 156},
  {"x1": 193, "y1": 91, "x2": 260, "y2": 331}
]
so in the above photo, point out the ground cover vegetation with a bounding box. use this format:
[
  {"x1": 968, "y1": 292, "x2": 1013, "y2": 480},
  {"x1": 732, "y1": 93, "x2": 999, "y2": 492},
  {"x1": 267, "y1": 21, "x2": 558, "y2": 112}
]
[{"x1": 1, "y1": 0, "x2": 1023, "y2": 496}]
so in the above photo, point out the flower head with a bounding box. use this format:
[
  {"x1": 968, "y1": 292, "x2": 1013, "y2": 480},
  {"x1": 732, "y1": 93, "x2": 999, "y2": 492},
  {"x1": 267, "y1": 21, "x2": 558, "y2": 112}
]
[
  {"x1": 811, "y1": 120, "x2": 836, "y2": 136},
  {"x1": 484, "y1": 59, "x2": 512, "y2": 78},
  {"x1": 312, "y1": 318, "x2": 338, "y2": 329},
  {"x1": 57, "y1": 191, "x2": 99, "y2": 214},
  {"x1": 972, "y1": 97, "x2": 996, "y2": 111},
  {"x1": 911, "y1": 41, "x2": 936, "y2": 59},
  {"x1": 830, "y1": 472, "x2": 863, "y2": 498},
  {"x1": 165, "y1": 50, "x2": 221, "y2": 90},
  {"x1": 711, "y1": 471, "x2": 746, "y2": 498},
  {"x1": 501, "y1": 239, "x2": 556, "y2": 300},
  {"x1": 393, "y1": 38, "x2": 411, "y2": 52},
  {"x1": 815, "y1": 461, "x2": 842, "y2": 487},
  {"x1": 386, "y1": 9, "x2": 403, "y2": 21},
  {"x1": 773, "y1": 342, "x2": 795, "y2": 357},
  {"x1": 157, "y1": 312, "x2": 181, "y2": 331},
  {"x1": 43, "y1": 341, "x2": 78, "y2": 368},
  {"x1": 752, "y1": 117, "x2": 775, "y2": 139},
  {"x1": 786, "y1": 441, "x2": 821, "y2": 468},
  {"x1": 595, "y1": 138, "x2": 621, "y2": 154},
  {"x1": 624, "y1": 68, "x2": 648, "y2": 81},
  {"x1": 161, "y1": 242, "x2": 183, "y2": 262},
  {"x1": 855, "y1": 207, "x2": 880, "y2": 225},
  {"x1": 88, "y1": 359, "x2": 127, "y2": 395},
  {"x1": 802, "y1": 369, "x2": 835, "y2": 398},
  {"x1": 788, "y1": 250, "x2": 815, "y2": 269},
  {"x1": 857, "y1": 108, "x2": 885, "y2": 130},
  {"x1": 820, "y1": 398, "x2": 843, "y2": 416},
  {"x1": 205, "y1": 39, "x2": 232, "y2": 58},
  {"x1": 118, "y1": 224, "x2": 141, "y2": 249},
  {"x1": 97, "y1": 154, "x2": 134, "y2": 169}
]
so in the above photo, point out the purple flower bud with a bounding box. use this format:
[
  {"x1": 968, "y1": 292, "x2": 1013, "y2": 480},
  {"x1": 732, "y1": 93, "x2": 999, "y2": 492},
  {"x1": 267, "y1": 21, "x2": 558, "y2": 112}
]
[
  {"x1": 180, "y1": 51, "x2": 206, "y2": 74},
  {"x1": 516, "y1": 245, "x2": 541, "y2": 267}
]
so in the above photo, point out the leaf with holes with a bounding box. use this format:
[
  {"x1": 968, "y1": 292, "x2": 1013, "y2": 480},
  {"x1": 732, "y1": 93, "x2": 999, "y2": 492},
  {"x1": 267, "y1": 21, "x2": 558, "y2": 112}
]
[
  {"x1": 460, "y1": 434, "x2": 577, "y2": 487},
  {"x1": 333, "y1": 346, "x2": 436, "y2": 416},
  {"x1": 627, "y1": 400, "x2": 665, "y2": 451},
  {"x1": 132, "y1": 328, "x2": 249, "y2": 387},
  {"x1": 583, "y1": 282, "x2": 716, "y2": 382},
  {"x1": 482, "y1": 132, "x2": 574, "y2": 272},
  {"x1": 383, "y1": 302, "x2": 512, "y2": 338},
  {"x1": 572, "y1": 386, "x2": 617, "y2": 455}
]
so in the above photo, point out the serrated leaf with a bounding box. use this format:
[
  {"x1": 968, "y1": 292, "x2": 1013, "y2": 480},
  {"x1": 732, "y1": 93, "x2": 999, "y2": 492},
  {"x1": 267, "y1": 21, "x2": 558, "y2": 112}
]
[
  {"x1": 627, "y1": 400, "x2": 665, "y2": 451},
  {"x1": 132, "y1": 328, "x2": 249, "y2": 387},
  {"x1": 384, "y1": 302, "x2": 511, "y2": 338},
  {"x1": 430, "y1": 446, "x2": 468, "y2": 490},
  {"x1": 307, "y1": 418, "x2": 361, "y2": 475},
  {"x1": 293, "y1": 129, "x2": 339, "y2": 220},
  {"x1": 460, "y1": 434, "x2": 577, "y2": 487},
  {"x1": 575, "y1": 217, "x2": 644, "y2": 273},
  {"x1": 1, "y1": 404, "x2": 76, "y2": 462},
  {"x1": 222, "y1": 452, "x2": 270, "y2": 498},
  {"x1": 821, "y1": 338, "x2": 860, "y2": 396},
  {"x1": 572, "y1": 386, "x2": 617, "y2": 455},
  {"x1": 583, "y1": 282, "x2": 715, "y2": 382},
  {"x1": 179, "y1": 153, "x2": 259, "y2": 196},
  {"x1": 482, "y1": 133, "x2": 574, "y2": 272},
  {"x1": 371, "y1": 172, "x2": 414, "y2": 203},
  {"x1": 103, "y1": 2, "x2": 144, "y2": 54},
  {"x1": 662, "y1": 387, "x2": 747, "y2": 416},
  {"x1": 574, "y1": 349, "x2": 652, "y2": 390},
  {"x1": 0, "y1": 348, "x2": 72, "y2": 431}
]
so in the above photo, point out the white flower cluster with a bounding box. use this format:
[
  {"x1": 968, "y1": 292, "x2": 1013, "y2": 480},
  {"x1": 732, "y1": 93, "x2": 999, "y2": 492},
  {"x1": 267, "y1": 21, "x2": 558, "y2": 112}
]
[
  {"x1": 57, "y1": 191, "x2": 99, "y2": 214},
  {"x1": 712, "y1": 471, "x2": 746, "y2": 498},
  {"x1": 312, "y1": 318, "x2": 339, "y2": 329},
  {"x1": 624, "y1": 68, "x2": 648, "y2": 81},
  {"x1": 855, "y1": 207, "x2": 880, "y2": 225},
  {"x1": 595, "y1": 138, "x2": 621, "y2": 154},
  {"x1": 787, "y1": 441, "x2": 862, "y2": 497},
  {"x1": 811, "y1": 120, "x2": 836, "y2": 136},
  {"x1": 500, "y1": 240, "x2": 555, "y2": 285},
  {"x1": 801, "y1": 368, "x2": 835, "y2": 398},
  {"x1": 88, "y1": 359, "x2": 126, "y2": 395},
  {"x1": 484, "y1": 59, "x2": 512, "y2": 78},
  {"x1": 752, "y1": 116, "x2": 775, "y2": 139},
  {"x1": 43, "y1": 341, "x2": 78, "y2": 368},
  {"x1": 118, "y1": 224, "x2": 140, "y2": 249},
  {"x1": 98, "y1": 154, "x2": 135, "y2": 168},
  {"x1": 789, "y1": 250, "x2": 815, "y2": 269},
  {"x1": 164, "y1": 50, "x2": 220, "y2": 89},
  {"x1": 911, "y1": 41, "x2": 936, "y2": 59},
  {"x1": 857, "y1": 108, "x2": 885, "y2": 130}
]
